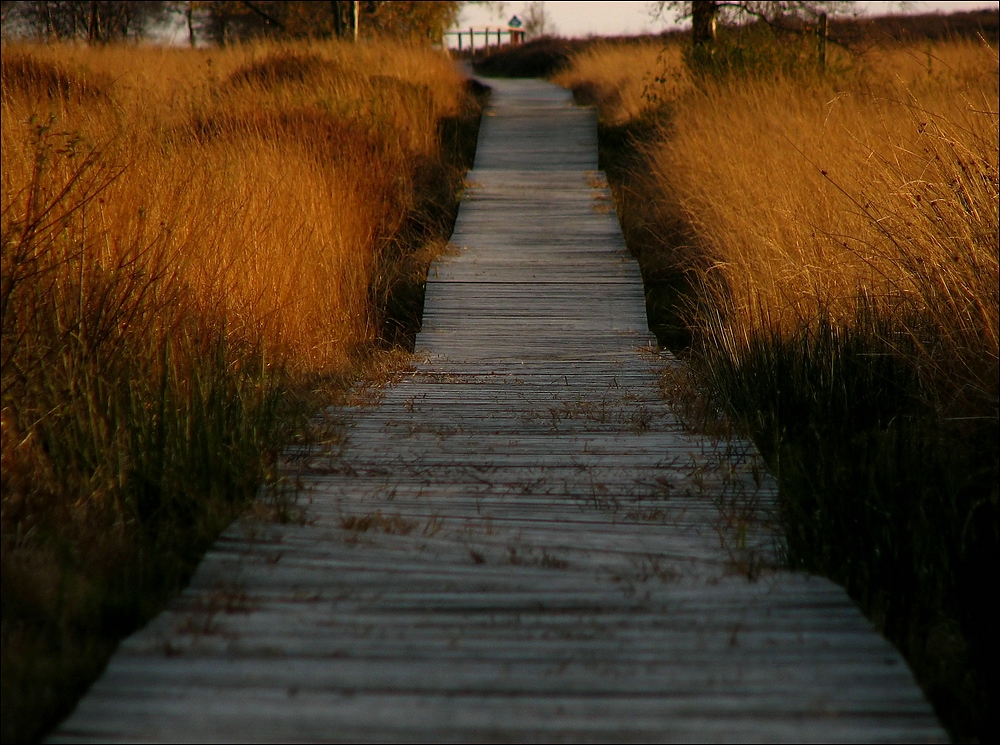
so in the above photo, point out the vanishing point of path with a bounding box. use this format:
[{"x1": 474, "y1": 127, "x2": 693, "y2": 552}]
[{"x1": 53, "y1": 78, "x2": 945, "y2": 743}]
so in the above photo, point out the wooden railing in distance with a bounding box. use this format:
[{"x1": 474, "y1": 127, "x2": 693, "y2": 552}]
[{"x1": 446, "y1": 27, "x2": 524, "y2": 54}]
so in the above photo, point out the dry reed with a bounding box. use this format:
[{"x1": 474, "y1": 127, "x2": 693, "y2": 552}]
[
  {"x1": 1, "y1": 38, "x2": 475, "y2": 743},
  {"x1": 555, "y1": 36, "x2": 998, "y2": 419},
  {"x1": 554, "y1": 35, "x2": 998, "y2": 740},
  {"x1": 552, "y1": 39, "x2": 689, "y2": 125},
  {"x1": 649, "y1": 43, "x2": 999, "y2": 417}
]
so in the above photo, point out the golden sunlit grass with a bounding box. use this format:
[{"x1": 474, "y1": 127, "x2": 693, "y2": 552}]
[
  {"x1": 3, "y1": 40, "x2": 467, "y2": 371},
  {"x1": 1, "y1": 39, "x2": 480, "y2": 742},
  {"x1": 554, "y1": 36, "x2": 998, "y2": 740},
  {"x1": 552, "y1": 40, "x2": 689, "y2": 126},
  {"x1": 654, "y1": 48, "x2": 999, "y2": 414}
]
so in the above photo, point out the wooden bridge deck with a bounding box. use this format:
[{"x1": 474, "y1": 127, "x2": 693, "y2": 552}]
[{"x1": 52, "y1": 78, "x2": 944, "y2": 743}]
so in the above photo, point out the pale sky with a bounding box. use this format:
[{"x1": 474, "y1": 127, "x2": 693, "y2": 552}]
[{"x1": 456, "y1": 1, "x2": 1000, "y2": 40}]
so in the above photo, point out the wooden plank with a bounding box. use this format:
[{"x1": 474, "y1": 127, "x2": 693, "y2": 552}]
[{"x1": 51, "y1": 76, "x2": 944, "y2": 743}]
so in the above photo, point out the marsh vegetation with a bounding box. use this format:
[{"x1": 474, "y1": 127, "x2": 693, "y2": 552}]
[
  {"x1": 1, "y1": 39, "x2": 483, "y2": 742},
  {"x1": 523, "y1": 17, "x2": 999, "y2": 741}
]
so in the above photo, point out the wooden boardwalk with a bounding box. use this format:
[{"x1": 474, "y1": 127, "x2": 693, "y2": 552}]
[{"x1": 52, "y1": 78, "x2": 945, "y2": 743}]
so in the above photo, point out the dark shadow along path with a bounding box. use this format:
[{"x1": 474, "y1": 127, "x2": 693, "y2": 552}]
[{"x1": 51, "y1": 78, "x2": 945, "y2": 743}]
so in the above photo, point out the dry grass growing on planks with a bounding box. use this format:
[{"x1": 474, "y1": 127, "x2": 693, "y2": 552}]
[
  {"x1": 1, "y1": 39, "x2": 480, "y2": 743},
  {"x1": 553, "y1": 39, "x2": 690, "y2": 126},
  {"x1": 554, "y1": 36, "x2": 998, "y2": 741}
]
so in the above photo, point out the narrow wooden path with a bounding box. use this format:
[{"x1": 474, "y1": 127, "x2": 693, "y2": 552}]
[{"x1": 53, "y1": 78, "x2": 944, "y2": 743}]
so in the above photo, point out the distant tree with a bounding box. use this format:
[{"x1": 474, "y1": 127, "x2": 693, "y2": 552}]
[
  {"x1": 656, "y1": 1, "x2": 852, "y2": 42},
  {"x1": 203, "y1": 1, "x2": 302, "y2": 43},
  {"x1": 1, "y1": 1, "x2": 21, "y2": 37},
  {"x1": 5, "y1": 1, "x2": 166, "y2": 42},
  {"x1": 360, "y1": 1, "x2": 460, "y2": 41},
  {"x1": 202, "y1": 1, "x2": 460, "y2": 44},
  {"x1": 479, "y1": 0, "x2": 507, "y2": 23},
  {"x1": 657, "y1": 1, "x2": 853, "y2": 26},
  {"x1": 655, "y1": 1, "x2": 853, "y2": 75},
  {"x1": 2, "y1": 0, "x2": 463, "y2": 45},
  {"x1": 163, "y1": 1, "x2": 211, "y2": 46},
  {"x1": 1, "y1": 1, "x2": 18, "y2": 26},
  {"x1": 521, "y1": 0, "x2": 552, "y2": 38}
]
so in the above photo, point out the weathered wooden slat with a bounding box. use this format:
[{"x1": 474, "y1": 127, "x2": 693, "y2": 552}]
[
  {"x1": 51, "y1": 76, "x2": 943, "y2": 743},
  {"x1": 54, "y1": 699, "x2": 944, "y2": 745}
]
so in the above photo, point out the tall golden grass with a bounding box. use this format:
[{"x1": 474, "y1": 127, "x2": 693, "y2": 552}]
[
  {"x1": 3, "y1": 41, "x2": 467, "y2": 372},
  {"x1": 553, "y1": 39, "x2": 689, "y2": 125},
  {"x1": 650, "y1": 43, "x2": 998, "y2": 417},
  {"x1": 1, "y1": 39, "x2": 475, "y2": 742},
  {"x1": 554, "y1": 36, "x2": 998, "y2": 739},
  {"x1": 558, "y1": 37, "x2": 998, "y2": 416}
]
